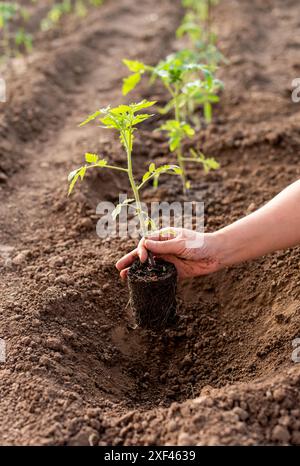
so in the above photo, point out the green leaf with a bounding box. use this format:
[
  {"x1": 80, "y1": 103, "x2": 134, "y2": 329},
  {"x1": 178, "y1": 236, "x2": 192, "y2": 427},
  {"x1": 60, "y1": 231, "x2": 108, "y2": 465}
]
[
  {"x1": 79, "y1": 166, "x2": 86, "y2": 180},
  {"x1": 68, "y1": 166, "x2": 86, "y2": 195},
  {"x1": 122, "y1": 73, "x2": 141, "y2": 96},
  {"x1": 123, "y1": 59, "x2": 146, "y2": 73},
  {"x1": 142, "y1": 164, "x2": 182, "y2": 188},
  {"x1": 204, "y1": 157, "x2": 220, "y2": 172},
  {"x1": 149, "y1": 162, "x2": 155, "y2": 173},
  {"x1": 207, "y1": 95, "x2": 220, "y2": 103},
  {"x1": 154, "y1": 164, "x2": 182, "y2": 177},
  {"x1": 170, "y1": 136, "x2": 180, "y2": 152},
  {"x1": 173, "y1": 166, "x2": 183, "y2": 175},
  {"x1": 189, "y1": 149, "x2": 220, "y2": 173},
  {"x1": 144, "y1": 217, "x2": 157, "y2": 231},
  {"x1": 100, "y1": 115, "x2": 119, "y2": 129},
  {"x1": 79, "y1": 110, "x2": 101, "y2": 127},
  {"x1": 142, "y1": 171, "x2": 151, "y2": 183},
  {"x1": 131, "y1": 113, "x2": 153, "y2": 125},
  {"x1": 130, "y1": 100, "x2": 156, "y2": 112},
  {"x1": 110, "y1": 104, "x2": 132, "y2": 114},
  {"x1": 183, "y1": 124, "x2": 195, "y2": 137},
  {"x1": 85, "y1": 153, "x2": 98, "y2": 163},
  {"x1": 160, "y1": 120, "x2": 180, "y2": 132},
  {"x1": 97, "y1": 159, "x2": 108, "y2": 167}
]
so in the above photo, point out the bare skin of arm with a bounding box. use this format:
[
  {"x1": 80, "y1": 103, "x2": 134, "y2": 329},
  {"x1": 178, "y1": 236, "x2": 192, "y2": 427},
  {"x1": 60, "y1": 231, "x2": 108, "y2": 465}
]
[{"x1": 116, "y1": 180, "x2": 300, "y2": 279}]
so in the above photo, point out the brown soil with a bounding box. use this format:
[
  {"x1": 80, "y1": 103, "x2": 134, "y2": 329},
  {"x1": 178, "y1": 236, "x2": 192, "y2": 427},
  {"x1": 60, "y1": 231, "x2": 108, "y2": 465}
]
[{"x1": 0, "y1": 0, "x2": 300, "y2": 446}]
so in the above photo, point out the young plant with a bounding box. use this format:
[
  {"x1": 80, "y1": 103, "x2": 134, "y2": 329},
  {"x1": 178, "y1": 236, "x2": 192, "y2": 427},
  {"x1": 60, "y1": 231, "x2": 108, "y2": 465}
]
[
  {"x1": 177, "y1": 0, "x2": 225, "y2": 66},
  {"x1": 0, "y1": 2, "x2": 18, "y2": 58},
  {"x1": 41, "y1": 0, "x2": 72, "y2": 31},
  {"x1": 15, "y1": 28, "x2": 33, "y2": 54},
  {"x1": 181, "y1": 0, "x2": 219, "y2": 42},
  {"x1": 122, "y1": 53, "x2": 220, "y2": 193},
  {"x1": 68, "y1": 100, "x2": 182, "y2": 242},
  {"x1": 68, "y1": 100, "x2": 182, "y2": 328},
  {"x1": 41, "y1": 0, "x2": 103, "y2": 31},
  {"x1": 0, "y1": 2, "x2": 32, "y2": 59},
  {"x1": 181, "y1": 75, "x2": 223, "y2": 127}
]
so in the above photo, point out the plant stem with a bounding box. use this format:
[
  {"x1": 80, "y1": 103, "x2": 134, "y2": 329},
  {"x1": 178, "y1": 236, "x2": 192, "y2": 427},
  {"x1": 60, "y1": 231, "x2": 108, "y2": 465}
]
[
  {"x1": 85, "y1": 164, "x2": 128, "y2": 173},
  {"x1": 174, "y1": 89, "x2": 187, "y2": 195},
  {"x1": 124, "y1": 128, "x2": 155, "y2": 267}
]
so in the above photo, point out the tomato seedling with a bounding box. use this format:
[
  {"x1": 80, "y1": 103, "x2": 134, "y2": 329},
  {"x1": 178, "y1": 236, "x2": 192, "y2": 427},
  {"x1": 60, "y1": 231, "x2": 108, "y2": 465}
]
[
  {"x1": 41, "y1": 0, "x2": 103, "y2": 31},
  {"x1": 68, "y1": 100, "x2": 182, "y2": 328},
  {"x1": 182, "y1": 0, "x2": 219, "y2": 41},
  {"x1": 122, "y1": 54, "x2": 220, "y2": 193},
  {"x1": 0, "y1": 2, "x2": 32, "y2": 59},
  {"x1": 177, "y1": 0, "x2": 225, "y2": 66},
  {"x1": 68, "y1": 100, "x2": 182, "y2": 241}
]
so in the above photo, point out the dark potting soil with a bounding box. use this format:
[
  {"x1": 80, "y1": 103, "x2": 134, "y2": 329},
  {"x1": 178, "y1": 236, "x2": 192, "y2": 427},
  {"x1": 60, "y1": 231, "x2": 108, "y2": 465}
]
[
  {"x1": 128, "y1": 259, "x2": 177, "y2": 328},
  {"x1": 128, "y1": 258, "x2": 176, "y2": 281}
]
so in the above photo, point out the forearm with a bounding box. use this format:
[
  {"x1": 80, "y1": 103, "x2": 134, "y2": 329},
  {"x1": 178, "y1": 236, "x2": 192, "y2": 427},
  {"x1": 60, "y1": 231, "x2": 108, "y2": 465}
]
[{"x1": 215, "y1": 180, "x2": 300, "y2": 267}]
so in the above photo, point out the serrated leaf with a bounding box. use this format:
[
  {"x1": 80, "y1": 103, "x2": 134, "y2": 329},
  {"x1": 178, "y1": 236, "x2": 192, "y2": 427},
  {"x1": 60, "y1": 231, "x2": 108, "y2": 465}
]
[
  {"x1": 132, "y1": 113, "x2": 153, "y2": 125},
  {"x1": 204, "y1": 157, "x2": 220, "y2": 172},
  {"x1": 183, "y1": 124, "x2": 195, "y2": 137},
  {"x1": 142, "y1": 171, "x2": 151, "y2": 183},
  {"x1": 207, "y1": 95, "x2": 220, "y2": 103},
  {"x1": 173, "y1": 167, "x2": 183, "y2": 175},
  {"x1": 110, "y1": 104, "x2": 132, "y2": 114},
  {"x1": 130, "y1": 100, "x2": 156, "y2": 112},
  {"x1": 68, "y1": 168, "x2": 81, "y2": 196},
  {"x1": 149, "y1": 162, "x2": 155, "y2": 173},
  {"x1": 85, "y1": 153, "x2": 98, "y2": 163},
  {"x1": 79, "y1": 166, "x2": 86, "y2": 180},
  {"x1": 68, "y1": 168, "x2": 80, "y2": 182},
  {"x1": 122, "y1": 73, "x2": 141, "y2": 96},
  {"x1": 100, "y1": 115, "x2": 119, "y2": 129},
  {"x1": 189, "y1": 149, "x2": 220, "y2": 173},
  {"x1": 68, "y1": 166, "x2": 86, "y2": 196},
  {"x1": 160, "y1": 120, "x2": 180, "y2": 131},
  {"x1": 144, "y1": 217, "x2": 157, "y2": 231},
  {"x1": 97, "y1": 159, "x2": 108, "y2": 167},
  {"x1": 123, "y1": 59, "x2": 146, "y2": 73},
  {"x1": 79, "y1": 110, "x2": 101, "y2": 127},
  {"x1": 151, "y1": 164, "x2": 182, "y2": 179},
  {"x1": 170, "y1": 137, "x2": 180, "y2": 152}
]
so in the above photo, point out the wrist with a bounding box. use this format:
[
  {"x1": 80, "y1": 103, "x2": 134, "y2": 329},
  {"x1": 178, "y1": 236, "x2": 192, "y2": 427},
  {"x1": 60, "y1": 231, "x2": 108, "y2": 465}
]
[{"x1": 212, "y1": 227, "x2": 245, "y2": 268}]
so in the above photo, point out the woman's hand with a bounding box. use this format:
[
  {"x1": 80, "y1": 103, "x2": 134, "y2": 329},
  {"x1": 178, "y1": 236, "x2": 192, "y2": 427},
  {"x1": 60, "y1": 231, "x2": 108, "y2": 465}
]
[
  {"x1": 117, "y1": 179, "x2": 300, "y2": 279},
  {"x1": 116, "y1": 228, "x2": 225, "y2": 279}
]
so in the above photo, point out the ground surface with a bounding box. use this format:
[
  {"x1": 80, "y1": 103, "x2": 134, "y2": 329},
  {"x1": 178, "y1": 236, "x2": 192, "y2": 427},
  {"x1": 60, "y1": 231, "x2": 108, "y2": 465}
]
[{"x1": 0, "y1": 0, "x2": 300, "y2": 446}]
